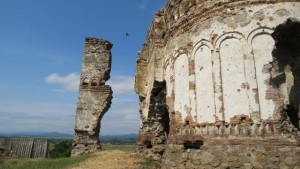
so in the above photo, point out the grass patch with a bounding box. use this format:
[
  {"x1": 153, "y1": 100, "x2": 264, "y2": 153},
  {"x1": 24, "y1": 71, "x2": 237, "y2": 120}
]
[
  {"x1": 101, "y1": 144, "x2": 136, "y2": 152},
  {"x1": 0, "y1": 155, "x2": 90, "y2": 169},
  {"x1": 0, "y1": 144, "x2": 160, "y2": 169},
  {"x1": 139, "y1": 158, "x2": 161, "y2": 169}
]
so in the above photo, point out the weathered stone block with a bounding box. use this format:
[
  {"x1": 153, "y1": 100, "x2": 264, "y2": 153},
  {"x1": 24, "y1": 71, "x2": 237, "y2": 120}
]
[
  {"x1": 284, "y1": 157, "x2": 298, "y2": 166},
  {"x1": 279, "y1": 147, "x2": 292, "y2": 153}
]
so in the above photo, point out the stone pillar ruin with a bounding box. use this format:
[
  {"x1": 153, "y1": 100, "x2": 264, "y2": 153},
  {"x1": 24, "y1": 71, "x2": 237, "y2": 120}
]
[
  {"x1": 135, "y1": 0, "x2": 300, "y2": 168},
  {"x1": 71, "y1": 37, "x2": 113, "y2": 157}
]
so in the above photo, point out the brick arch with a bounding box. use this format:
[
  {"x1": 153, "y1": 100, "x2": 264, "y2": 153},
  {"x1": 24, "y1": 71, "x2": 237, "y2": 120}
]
[
  {"x1": 192, "y1": 39, "x2": 214, "y2": 58},
  {"x1": 90, "y1": 77, "x2": 99, "y2": 86},
  {"x1": 81, "y1": 77, "x2": 89, "y2": 87},
  {"x1": 214, "y1": 31, "x2": 246, "y2": 48},
  {"x1": 247, "y1": 27, "x2": 274, "y2": 44}
]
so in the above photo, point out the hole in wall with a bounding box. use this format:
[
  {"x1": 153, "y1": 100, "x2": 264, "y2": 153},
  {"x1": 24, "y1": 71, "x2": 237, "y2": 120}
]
[
  {"x1": 91, "y1": 79, "x2": 97, "y2": 86},
  {"x1": 272, "y1": 18, "x2": 300, "y2": 130},
  {"x1": 144, "y1": 141, "x2": 152, "y2": 149},
  {"x1": 184, "y1": 140, "x2": 203, "y2": 150},
  {"x1": 148, "y1": 81, "x2": 170, "y2": 136}
]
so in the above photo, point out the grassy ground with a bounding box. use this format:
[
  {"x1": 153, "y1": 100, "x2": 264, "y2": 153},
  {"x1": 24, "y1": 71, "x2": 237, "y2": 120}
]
[
  {"x1": 0, "y1": 155, "x2": 89, "y2": 169},
  {"x1": 101, "y1": 144, "x2": 137, "y2": 152},
  {"x1": 0, "y1": 144, "x2": 159, "y2": 169}
]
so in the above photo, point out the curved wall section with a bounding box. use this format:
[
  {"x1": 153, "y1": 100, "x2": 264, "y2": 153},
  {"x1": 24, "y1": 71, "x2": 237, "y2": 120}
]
[{"x1": 136, "y1": 1, "x2": 300, "y2": 166}]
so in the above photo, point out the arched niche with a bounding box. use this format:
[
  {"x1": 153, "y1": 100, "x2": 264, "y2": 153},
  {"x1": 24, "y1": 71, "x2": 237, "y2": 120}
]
[
  {"x1": 82, "y1": 77, "x2": 89, "y2": 86},
  {"x1": 217, "y1": 33, "x2": 250, "y2": 122},
  {"x1": 91, "y1": 78, "x2": 98, "y2": 86},
  {"x1": 174, "y1": 53, "x2": 190, "y2": 121},
  {"x1": 249, "y1": 28, "x2": 275, "y2": 120},
  {"x1": 193, "y1": 41, "x2": 215, "y2": 123}
]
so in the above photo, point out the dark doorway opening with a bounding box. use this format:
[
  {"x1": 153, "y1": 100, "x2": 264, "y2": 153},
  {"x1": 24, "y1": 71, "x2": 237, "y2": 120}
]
[
  {"x1": 148, "y1": 80, "x2": 170, "y2": 138},
  {"x1": 138, "y1": 80, "x2": 169, "y2": 157}
]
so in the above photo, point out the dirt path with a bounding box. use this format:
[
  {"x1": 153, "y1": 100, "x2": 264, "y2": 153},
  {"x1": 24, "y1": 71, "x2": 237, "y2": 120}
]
[{"x1": 70, "y1": 150, "x2": 145, "y2": 169}]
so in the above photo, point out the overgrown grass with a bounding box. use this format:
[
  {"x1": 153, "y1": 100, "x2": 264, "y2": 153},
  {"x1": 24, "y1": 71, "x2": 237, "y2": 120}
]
[
  {"x1": 0, "y1": 144, "x2": 160, "y2": 169},
  {"x1": 101, "y1": 144, "x2": 136, "y2": 152},
  {"x1": 101, "y1": 144, "x2": 160, "y2": 168},
  {"x1": 0, "y1": 155, "x2": 90, "y2": 169},
  {"x1": 140, "y1": 158, "x2": 161, "y2": 169}
]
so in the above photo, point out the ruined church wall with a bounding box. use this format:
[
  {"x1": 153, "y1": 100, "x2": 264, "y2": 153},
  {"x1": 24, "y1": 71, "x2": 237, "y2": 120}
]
[
  {"x1": 135, "y1": 0, "x2": 300, "y2": 165},
  {"x1": 163, "y1": 2, "x2": 300, "y2": 124},
  {"x1": 71, "y1": 38, "x2": 113, "y2": 157}
]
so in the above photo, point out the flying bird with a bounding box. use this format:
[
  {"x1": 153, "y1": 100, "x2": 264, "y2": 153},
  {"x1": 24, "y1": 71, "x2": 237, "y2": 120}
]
[{"x1": 126, "y1": 32, "x2": 129, "y2": 36}]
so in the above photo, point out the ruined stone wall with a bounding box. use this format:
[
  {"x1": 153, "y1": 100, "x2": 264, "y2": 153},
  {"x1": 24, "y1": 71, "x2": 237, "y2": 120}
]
[
  {"x1": 71, "y1": 38, "x2": 113, "y2": 157},
  {"x1": 135, "y1": 0, "x2": 300, "y2": 168}
]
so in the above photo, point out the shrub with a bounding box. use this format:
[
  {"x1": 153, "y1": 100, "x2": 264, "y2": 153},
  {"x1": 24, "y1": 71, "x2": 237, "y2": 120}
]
[{"x1": 49, "y1": 140, "x2": 72, "y2": 158}]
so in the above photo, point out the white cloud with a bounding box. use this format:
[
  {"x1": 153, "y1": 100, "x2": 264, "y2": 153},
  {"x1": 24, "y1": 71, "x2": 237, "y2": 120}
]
[
  {"x1": 139, "y1": 0, "x2": 149, "y2": 10},
  {"x1": 0, "y1": 102, "x2": 76, "y2": 134},
  {"x1": 45, "y1": 72, "x2": 80, "y2": 91},
  {"x1": 44, "y1": 73, "x2": 135, "y2": 95},
  {"x1": 108, "y1": 76, "x2": 135, "y2": 95},
  {"x1": 0, "y1": 73, "x2": 139, "y2": 135},
  {"x1": 102, "y1": 106, "x2": 140, "y2": 135},
  {"x1": 0, "y1": 102, "x2": 75, "y2": 117},
  {"x1": 0, "y1": 99, "x2": 140, "y2": 135}
]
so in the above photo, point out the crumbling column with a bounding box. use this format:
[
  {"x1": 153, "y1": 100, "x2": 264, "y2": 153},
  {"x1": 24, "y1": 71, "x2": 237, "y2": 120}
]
[{"x1": 71, "y1": 37, "x2": 113, "y2": 157}]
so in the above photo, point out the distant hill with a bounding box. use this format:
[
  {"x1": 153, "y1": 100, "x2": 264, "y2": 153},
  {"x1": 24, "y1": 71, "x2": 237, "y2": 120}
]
[
  {"x1": 100, "y1": 134, "x2": 137, "y2": 139},
  {"x1": 0, "y1": 132, "x2": 73, "y2": 138},
  {"x1": 100, "y1": 134, "x2": 137, "y2": 144},
  {"x1": 0, "y1": 132, "x2": 137, "y2": 139}
]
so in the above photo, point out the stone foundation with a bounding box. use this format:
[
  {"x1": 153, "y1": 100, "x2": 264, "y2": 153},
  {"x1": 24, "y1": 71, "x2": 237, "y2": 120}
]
[{"x1": 162, "y1": 144, "x2": 300, "y2": 169}]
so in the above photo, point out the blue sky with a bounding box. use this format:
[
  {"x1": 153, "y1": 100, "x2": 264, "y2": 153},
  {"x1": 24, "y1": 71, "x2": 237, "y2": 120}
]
[{"x1": 0, "y1": 0, "x2": 166, "y2": 135}]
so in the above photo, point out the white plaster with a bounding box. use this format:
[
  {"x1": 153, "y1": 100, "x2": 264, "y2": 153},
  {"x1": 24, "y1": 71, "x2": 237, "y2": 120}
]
[
  {"x1": 220, "y1": 38, "x2": 250, "y2": 122},
  {"x1": 252, "y1": 34, "x2": 275, "y2": 119},
  {"x1": 166, "y1": 64, "x2": 172, "y2": 97},
  {"x1": 212, "y1": 51, "x2": 224, "y2": 121},
  {"x1": 195, "y1": 46, "x2": 216, "y2": 123},
  {"x1": 243, "y1": 41, "x2": 261, "y2": 122},
  {"x1": 189, "y1": 87, "x2": 197, "y2": 122},
  {"x1": 174, "y1": 54, "x2": 190, "y2": 121}
]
